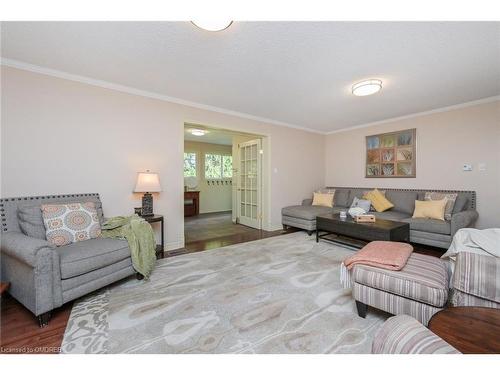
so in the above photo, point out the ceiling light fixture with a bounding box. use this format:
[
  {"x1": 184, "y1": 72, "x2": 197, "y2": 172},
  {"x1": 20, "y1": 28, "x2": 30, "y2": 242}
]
[
  {"x1": 352, "y1": 79, "x2": 383, "y2": 97},
  {"x1": 191, "y1": 20, "x2": 233, "y2": 32},
  {"x1": 190, "y1": 129, "x2": 206, "y2": 136}
]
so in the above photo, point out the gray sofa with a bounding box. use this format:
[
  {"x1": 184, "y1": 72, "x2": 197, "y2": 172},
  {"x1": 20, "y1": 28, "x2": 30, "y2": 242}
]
[
  {"x1": 282, "y1": 187, "x2": 478, "y2": 248},
  {"x1": 0, "y1": 193, "x2": 136, "y2": 326}
]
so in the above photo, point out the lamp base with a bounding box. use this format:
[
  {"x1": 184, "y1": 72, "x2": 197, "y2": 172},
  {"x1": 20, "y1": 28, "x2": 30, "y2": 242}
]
[{"x1": 141, "y1": 192, "x2": 154, "y2": 216}]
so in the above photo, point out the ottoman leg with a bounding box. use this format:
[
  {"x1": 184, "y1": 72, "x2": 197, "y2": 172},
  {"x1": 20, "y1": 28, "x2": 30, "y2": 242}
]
[{"x1": 355, "y1": 300, "x2": 368, "y2": 318}]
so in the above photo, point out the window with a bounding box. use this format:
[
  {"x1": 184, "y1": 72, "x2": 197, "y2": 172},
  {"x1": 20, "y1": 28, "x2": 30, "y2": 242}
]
[
  {"x1": 184, "y1": 152, "x2": 197, "y2": 177},
  {"x1": 222, "y1": 155, "x2": 233, "y2": 178},
  {"x1": 205, "y1": 154, "x2": 232, "y2": 179}
]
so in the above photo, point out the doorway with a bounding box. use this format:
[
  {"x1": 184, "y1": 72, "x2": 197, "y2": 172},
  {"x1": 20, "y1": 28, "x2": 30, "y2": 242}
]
[{"x1": 183, "y1": 124, "x2": 267, "y2": 248}]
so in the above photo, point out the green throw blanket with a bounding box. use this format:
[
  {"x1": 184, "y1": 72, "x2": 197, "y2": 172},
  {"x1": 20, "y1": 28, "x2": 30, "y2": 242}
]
[{"x1": 101, "y1": 215, "x2": 156, "y2": 279}]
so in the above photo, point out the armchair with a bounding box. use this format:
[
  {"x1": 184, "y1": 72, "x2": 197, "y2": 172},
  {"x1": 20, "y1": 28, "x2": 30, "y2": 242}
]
[{"x1": 0, "y1": 193, "x2": 136, "y2": 326}]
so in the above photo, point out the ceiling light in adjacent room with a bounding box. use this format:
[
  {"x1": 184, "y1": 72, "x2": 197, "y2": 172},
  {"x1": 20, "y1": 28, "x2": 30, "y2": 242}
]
[
  {"x1": 352, "y1": 79, "x2": 383, "y2": 96},
  {"x1": 191, "y1": 20, "x2": 233, "y2": 32},
  {"x1": 190, "y1": 129, "x2": 206, "y2": 136}
]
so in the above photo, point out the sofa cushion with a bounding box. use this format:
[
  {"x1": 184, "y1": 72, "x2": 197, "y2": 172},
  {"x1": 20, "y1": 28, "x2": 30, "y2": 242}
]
[
  {"x1": 333, "y1": 189, "x2": 350, "y2": 207},
  {"x1": 385, "y1": 190, "x2": 418, "y2": 214},
  {"x1": 402, "y1": 217, "x2": 451, "y2": 235},
  {"x1": 453, "y1": 193, "x2": 469, "y2": 213},
  {"x1": 57, "y1": 238, "x2": 130, "y2": 279},
  {"x1": 282, "y1": 205, "x2": 333, "y2": 221},
  {"x1": 372, "y1": 211, "x2": 410, "y2": 221},
  {"x1": 353, "y1": 253, "x2": 449, "y2": 307},
  {"x1": 18, "y1": 205, "x2": 46, "y2": 240}
]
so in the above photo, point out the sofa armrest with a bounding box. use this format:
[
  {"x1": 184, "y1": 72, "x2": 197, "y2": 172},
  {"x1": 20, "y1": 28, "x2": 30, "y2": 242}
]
[
  {"x1": 0, "y1": 231, "x2": 55, "y2": 267},
  {"x1": 302, "y1": 199, "x2": 313, "y2": 206},
  {"x1": 451, "y1": 209, "x2": 478, "y2": 236},
  {"x1": 372, "y1": 315, "x2": 460, "y2": 354}
]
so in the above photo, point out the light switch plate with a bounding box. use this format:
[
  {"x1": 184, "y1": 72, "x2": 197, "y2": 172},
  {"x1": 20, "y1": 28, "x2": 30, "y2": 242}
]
[
  {"x1": 478, "y1": 163, "x2": 487, "y2": 171},
  {"x1": 463, "y1": 164, "x2": 473, "y2": 171}
]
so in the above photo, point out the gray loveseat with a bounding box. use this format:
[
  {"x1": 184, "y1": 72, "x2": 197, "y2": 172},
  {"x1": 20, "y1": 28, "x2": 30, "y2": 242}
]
[
  {"x1": 282, "y1": 187, "x2": 478, "y2": 248},
  {"x1": 0, "y1": 193, "x2": 136, "y2": 326}
]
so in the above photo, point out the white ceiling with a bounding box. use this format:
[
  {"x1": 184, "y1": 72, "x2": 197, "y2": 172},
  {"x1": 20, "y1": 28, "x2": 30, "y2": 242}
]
[
  {"x1": 2, "y1": 22, "x2": 499, "y2": 133},
  {"x1": 184, "y1": 128, "x2": 234, "y2": 145}
]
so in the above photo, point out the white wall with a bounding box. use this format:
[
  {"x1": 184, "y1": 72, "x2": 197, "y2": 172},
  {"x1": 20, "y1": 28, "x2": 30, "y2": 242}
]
[
  {"x1": 325, "y1": 101, "x2": 500, "y2": 229},
  {"x1": 184, "y1": 141, "x2": 232, "y2": 214},
  {"x1": 1, "y1": 66, "x2": 326, "y2": 249}
]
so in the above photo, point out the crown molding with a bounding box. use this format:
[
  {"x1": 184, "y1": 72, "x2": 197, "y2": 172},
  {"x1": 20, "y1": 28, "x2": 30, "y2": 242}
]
[
  {"x1": 326, "y1": 95, "x2": 500, "y2": 135},
  {"x1": 1, "y1": 58, "x2": 326, "y2": 135},
  {"x1": 2, "y1": 58, "x2": 498, "y2": 136}
]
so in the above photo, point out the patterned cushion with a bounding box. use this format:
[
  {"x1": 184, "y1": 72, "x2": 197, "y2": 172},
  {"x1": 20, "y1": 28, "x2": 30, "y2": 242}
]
[
  {"x1": 353, "y1": 253, "x2": 449, "y2": 307},
  {"x1": 452, "y1": 252, "x2": 500, "y2": 305},
  {"x1": 372, "y1": 315, "x2": 460, "y2": 354},
  {"x1": 425, "y1": 192, "x2": 458, "y2": 220},
  {"x1": 41, "y1": 202, "x2": 101, "y2": 246}
]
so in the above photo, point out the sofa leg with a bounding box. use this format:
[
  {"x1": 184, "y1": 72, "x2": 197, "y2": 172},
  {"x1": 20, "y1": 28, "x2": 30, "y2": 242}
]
[
  {"x1": 37, "y1": 312, "x2": 51, "y2": 327},
  {"x1": 306, "y1": 230, "x2": 314, "y2": 236},
  {"x1": 136, "y1": 272, "x2": 144, "y2": 280},
  {"x1": 355, "y1": 300, "x2": 368, "y2": 318}
]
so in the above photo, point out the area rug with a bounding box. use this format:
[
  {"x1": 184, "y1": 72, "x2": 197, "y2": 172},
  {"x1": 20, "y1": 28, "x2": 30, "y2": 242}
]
[{"x1": 61, "y1": 232, "x2": 388, "y2": 354}]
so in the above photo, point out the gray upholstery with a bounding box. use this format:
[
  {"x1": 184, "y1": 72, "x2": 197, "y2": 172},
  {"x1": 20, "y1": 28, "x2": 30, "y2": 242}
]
[
  {"x1": 281, "y1": 187, "x2": 478, "y2": 248},
  {"x1": 334, "y1": 188, "x2": 350, "y2": 207},
  {"x1": 385, "y1": 190, "x2": 419, "y2": 214},
  {"x1": 58, "y1": 238, "x2": 130, "y2": 279},
  {"x1": 281, "y1": 205, "x2": 333, "y2": 221},
  {"x1": 371, "y1": 211, "x2": 408, "y2": 221},
  {"x1": 0, "y1": 193, "x2": 135, "y2": 319},
  {"x1": 403, "y1": 217, "x2": 451, "y2": 235},
  {"x1": 17, "y1": 205, "x2": 47, "y2": 240}
]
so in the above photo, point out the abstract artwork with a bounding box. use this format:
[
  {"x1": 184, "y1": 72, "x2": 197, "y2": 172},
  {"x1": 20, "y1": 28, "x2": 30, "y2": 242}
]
[{"x1": 366, "y1": 128, "x2": 416, "y2": 178}]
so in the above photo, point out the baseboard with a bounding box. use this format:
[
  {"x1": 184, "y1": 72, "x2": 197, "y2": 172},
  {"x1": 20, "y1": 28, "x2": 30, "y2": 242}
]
[
  {"x1": 165, "y1": 239, "x2": 185, "y2": 251},
  {"x1": 264, "y1": 222, "x2": 284, "y2": 231}
]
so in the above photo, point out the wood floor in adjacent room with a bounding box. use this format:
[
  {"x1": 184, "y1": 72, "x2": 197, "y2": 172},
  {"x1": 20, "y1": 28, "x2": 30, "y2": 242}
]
[{"x1": 0, "y1": 212, "x2": 444, "y2": 354}]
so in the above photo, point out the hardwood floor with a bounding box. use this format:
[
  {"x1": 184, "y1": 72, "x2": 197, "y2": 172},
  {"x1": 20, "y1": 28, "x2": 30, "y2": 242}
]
[{"x1": 0, "y1": 214, "x2": 444, "y2": 354}]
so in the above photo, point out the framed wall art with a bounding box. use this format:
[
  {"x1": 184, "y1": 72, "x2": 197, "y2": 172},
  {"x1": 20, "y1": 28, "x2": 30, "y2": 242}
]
[{"x1": 365, "y1": 128, "x2": 416, "y2": 178}]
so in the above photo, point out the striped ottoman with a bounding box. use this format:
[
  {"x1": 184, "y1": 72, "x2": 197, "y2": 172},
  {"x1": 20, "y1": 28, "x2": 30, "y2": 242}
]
[{"x1": 352, "y1": 253, "x2": 449, "y2": 325}]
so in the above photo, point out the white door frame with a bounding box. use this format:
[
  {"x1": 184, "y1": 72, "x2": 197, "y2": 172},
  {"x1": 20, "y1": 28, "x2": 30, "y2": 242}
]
[{"x1": 236, "y1": 139, "x2": 262, "y2": 229}]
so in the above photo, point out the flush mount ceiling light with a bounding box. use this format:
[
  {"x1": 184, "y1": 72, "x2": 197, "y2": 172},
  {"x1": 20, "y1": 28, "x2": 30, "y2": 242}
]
[
  {"x1": 189, "y1": 128, "x2": 206, "y2": 136},
  {"x1": 352, "y1": 79, "x2": 383, "y2": 97},
  {"x1": 191, "y1": 20, "x2": 233, "y2": 32}
]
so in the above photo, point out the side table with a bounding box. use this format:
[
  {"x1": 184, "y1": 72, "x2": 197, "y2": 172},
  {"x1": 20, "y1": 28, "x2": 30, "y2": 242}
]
[
  {"x1": 428, "y1": 306, "x2": 500, "y2": 354},
  {"x1": 142, "y1": 214, "x2": 165, "y2": 259}
]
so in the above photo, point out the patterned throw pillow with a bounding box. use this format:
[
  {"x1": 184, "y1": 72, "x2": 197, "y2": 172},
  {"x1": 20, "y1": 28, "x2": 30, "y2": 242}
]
[
  {"x1": 424, "y1": 192, "x2": 458, "y2": 220},
  {"x1": 41, "y1": 202, "x2": 101, "y2": 246}
]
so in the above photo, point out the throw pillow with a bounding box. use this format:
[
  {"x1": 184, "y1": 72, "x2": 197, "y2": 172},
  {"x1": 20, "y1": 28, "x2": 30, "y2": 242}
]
[
  {"x1": 312, "y1": 192, "x2": 335, "y2": 208},
  {"x1": 350, "y1": 197, "x2": 372, "y2": 213},
  {"x1": 18, "y1": 205, "x2": 46, "y2": 240},
  {"x1": 41, "y1": 202, "x2": 102, "y2": 246},
  {"x1": 412, "y1": 199, "x2": 447, "y2": 221},
  {"x1": 363, "y1": 189, "x2": 394, "y2": 212},
  {"x1": 424, "y1": 192, "x2": 458, "y2": 220},
  {"x1": 362, "y1": 189, "x2": 386, "y2": 211}
]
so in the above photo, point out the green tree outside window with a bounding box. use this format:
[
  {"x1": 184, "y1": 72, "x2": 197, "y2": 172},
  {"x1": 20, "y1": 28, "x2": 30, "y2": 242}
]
[{"x1": 184, "y1": 152, "x2": 197, "y2": 177}]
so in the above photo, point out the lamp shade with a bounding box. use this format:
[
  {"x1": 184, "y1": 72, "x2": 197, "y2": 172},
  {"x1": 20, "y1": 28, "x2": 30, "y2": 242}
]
[{"x1": 134, "y1": 172, "x2": 162, "y2": 193}]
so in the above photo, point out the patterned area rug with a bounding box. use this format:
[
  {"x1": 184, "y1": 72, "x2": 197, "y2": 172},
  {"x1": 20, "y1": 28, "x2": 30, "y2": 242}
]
[{"x1": 61, "y1": 232, "x2": 388, "y2": 353}]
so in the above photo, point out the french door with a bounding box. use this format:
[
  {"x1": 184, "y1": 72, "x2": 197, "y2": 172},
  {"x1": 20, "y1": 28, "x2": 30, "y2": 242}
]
[{"x1": 237, "y1": 139, "x2": 262, "y2": 229}]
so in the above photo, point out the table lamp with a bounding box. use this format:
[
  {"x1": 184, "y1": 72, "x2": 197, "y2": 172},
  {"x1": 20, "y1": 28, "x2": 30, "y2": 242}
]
[{"x1": 134, "y1": 170, "x2": 161, "y2": 216}]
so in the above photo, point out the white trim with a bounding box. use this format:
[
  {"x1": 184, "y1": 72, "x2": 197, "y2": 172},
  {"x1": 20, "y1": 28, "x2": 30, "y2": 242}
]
[
  {"x1": 326, "y1": 95, "x2": 500, "y2": 134},
  {"x1": 165, "y1": 239, "x2": 184, "y2": 251},
  {"x1": 1, "y1": 58, "x2": 325, "y2": 135},
  {"x1": 264, "y1": 222, "x2": 284, "y2": 232}
]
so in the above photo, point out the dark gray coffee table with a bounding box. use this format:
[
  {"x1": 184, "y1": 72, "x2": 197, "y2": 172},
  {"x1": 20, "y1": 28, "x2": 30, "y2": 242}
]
[{"x1": 316, "y1": 213, "x2": 409, "y2": 248}]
